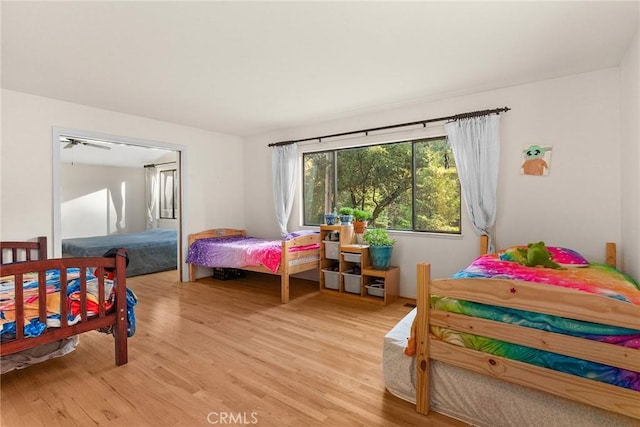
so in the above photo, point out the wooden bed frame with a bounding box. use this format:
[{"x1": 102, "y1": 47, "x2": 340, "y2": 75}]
[
  {"x1": 414, "y1": 239, "x2": 640, "y2": 421},
  {"x1": 1, "y1": 237, "x2": 129, "y2": 366},
  {"x1": 187, "y1": 228, "x2": 321, "y2": 303}
]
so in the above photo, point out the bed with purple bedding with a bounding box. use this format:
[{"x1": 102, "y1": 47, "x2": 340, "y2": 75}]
[{"x1": 186, "y1": 228, "x2": 320, "y2": 303}]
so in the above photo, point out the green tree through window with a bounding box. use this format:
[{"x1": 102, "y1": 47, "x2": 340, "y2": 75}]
[{"x1": 303, "y1": 137, "x2": 460, "y2": 233}]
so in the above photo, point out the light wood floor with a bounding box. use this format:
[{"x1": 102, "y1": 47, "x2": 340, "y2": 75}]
[{"x1": 1, "y1": 271, "x2": 466, "y2": 427}]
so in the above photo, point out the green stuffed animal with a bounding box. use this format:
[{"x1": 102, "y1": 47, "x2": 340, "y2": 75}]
[{"x1": 516, "y1": 241, "x2": 563, "y2": 269}]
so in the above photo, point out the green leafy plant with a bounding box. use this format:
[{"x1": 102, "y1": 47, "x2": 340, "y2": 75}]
[
  {"x1": 353, "y1": 209, "x2": 372, "y2": 222},
  {"x1": 363, "y1": 228, "x2": 396, "y2": 246},
  {"x1": 338, "y1": 207, "x2": 354, "y2": 216}
]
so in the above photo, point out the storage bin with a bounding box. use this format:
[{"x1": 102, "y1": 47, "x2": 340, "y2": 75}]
[
  {"x1": 365, "y1": 282, "x2": 385, "y2": 298},
  {"x1": 342, "y1": 269, "x2": 361, "y2": 294},
  {"x1": 324, "y1": 241, "x2": 340, "y2": 260},
  {"x1": 212, "y1": 268, "x2": 243, "y2": 281},
  {"x1": 322, "y1": 269, "x2": 340, "y2": 290},
  {"x1": 342, "y1": 252, "x2": 361, "y2": 264}
]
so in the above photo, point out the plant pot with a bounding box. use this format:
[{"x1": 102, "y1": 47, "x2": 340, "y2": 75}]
[
  {"x1": 369, "y1": 245, "x2": 393, "y2": 270},
  {"x1": 339, "y1": 214, "x2": 353, "y2": 224},
  {"x1": 353, "y1": 220, "x2": 368, "y2": 234},
  {"x1": 325, "y1": 214, "x2": 338, "y2": 225}
]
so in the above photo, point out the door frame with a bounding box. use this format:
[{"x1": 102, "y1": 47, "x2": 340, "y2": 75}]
[{"x1": 52, "y1": 127, "x2": 189, "y2": 282}]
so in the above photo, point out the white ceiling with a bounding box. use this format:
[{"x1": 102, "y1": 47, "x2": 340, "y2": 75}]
[
  {"x1": 2, "y1": 1, "x2": 639, "y2": 139},
  {"x1": 58, "y1": 135, "x2": 176, "y2": 168}
]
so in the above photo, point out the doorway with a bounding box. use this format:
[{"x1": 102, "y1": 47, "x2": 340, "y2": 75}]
[{"x1": 52, "y1": 127, "x2": 189, "y2": 282}]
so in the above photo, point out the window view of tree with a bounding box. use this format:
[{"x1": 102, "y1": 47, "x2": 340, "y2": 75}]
[
  {"x1": 303, "y1": 152, "x2": 335, "y2": 225},
  {"x1": 303, "y1": 137, "x2": 460, "y2": 233}
]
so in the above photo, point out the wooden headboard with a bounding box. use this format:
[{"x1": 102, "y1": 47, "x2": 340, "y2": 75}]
[
  {"x1": 1, "y1": 236, "x2": 47, "y2": 265},
  {"x1": 479, "y1": 235, "x2": 617, "y2": 268}
]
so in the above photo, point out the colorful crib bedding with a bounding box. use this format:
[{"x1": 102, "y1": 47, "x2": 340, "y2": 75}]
[
  {"x1": 0, "y1": 268, "x2": 137, "y2": 340},
  {"x1": 186, "y1": 233, "x2": 320, "y2": 273},
  {"x1": 431, "y1": 251, "x2": 640, "y2": 391}
]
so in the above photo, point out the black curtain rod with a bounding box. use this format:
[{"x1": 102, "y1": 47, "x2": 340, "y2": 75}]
[
  {"x1": 267, "y1": 106, "x2": 511, "y2": 147},
  {"x1": 143, "y1": 161, "x2": 176, "y2": 168}
]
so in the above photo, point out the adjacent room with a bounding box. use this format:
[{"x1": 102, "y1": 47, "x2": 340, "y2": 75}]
[
  {"x1": 1, "y1": 1, "x2": 638, "y2": 426},
  {"x1": 58, "y1": 134, "x2": 180, "y2": 277}
]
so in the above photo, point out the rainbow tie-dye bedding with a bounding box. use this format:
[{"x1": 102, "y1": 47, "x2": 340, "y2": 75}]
[{"x1": 431, "y1": 252, "x2": 640, "y2": 391}]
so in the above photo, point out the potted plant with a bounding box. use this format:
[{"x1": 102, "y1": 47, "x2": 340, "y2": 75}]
[
  {"x1": 338, "y1": 207, "x2": 354, "y2": 224},
  {"x1": 324, "y1": 208, "x2": 338, "y2": 225},
  {"x1": 352, "y1": 209, "x2": 371, "y2": 234},
  {"x1": 363, "y1": 228, "x2": 396, "y2": 270}
]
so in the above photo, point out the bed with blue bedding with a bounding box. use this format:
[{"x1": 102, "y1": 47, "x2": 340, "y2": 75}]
[{"x1": 62, "y1": 228, "x2": 177, "y2": 277}]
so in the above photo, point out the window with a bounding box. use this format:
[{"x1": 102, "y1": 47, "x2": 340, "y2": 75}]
[
  {"x1": 302, "y1": 137, "x2": 460, "y2": 233},
  {"x1": 159, "y1": 169, "x2": 178, "y2": 219}
]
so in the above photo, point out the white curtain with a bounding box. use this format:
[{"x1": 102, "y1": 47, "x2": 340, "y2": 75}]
[
  {"x1": 272, "y1": 144, "x2": 298, "y2": 237},
  {"x1": 445, "y1": 115, "x2": 501, "y2": 252},
  {"x1": 144, "y1": 166, "x2": 158, "y2": 229}
]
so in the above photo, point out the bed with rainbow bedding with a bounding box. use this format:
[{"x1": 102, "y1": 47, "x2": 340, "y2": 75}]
[
  {"x1": 384, "y1": 243, "x2": 640, "y2": 426},
  {"x1": 434, "y1": 248, "x2": 640, "y2": 391},
  {"x1": 1, "y1": 248, "x2": 134, "y2": 373},
  {"x1": 0, "y1": 268, "x2": 137, "y2": 341}
]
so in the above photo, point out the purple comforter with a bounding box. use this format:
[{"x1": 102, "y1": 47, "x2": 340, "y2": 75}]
[{"x1": 186, "y1": 236, "x2": 283, "y2": 272}]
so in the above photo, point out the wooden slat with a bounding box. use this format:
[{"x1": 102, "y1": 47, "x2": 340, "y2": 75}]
[
  {"x1": 14, "y1": 274, "x2": 24, "y2": 340},
  {"x1": 60, "y1": 268, "x2": 68, "y2": 328},
  {"x1": 97, "y1": 267, "x2": 106, "y2": 317},
  {"x1": 38, "y1": 270, "x2": 47, "y2": 323},
  {"x1": 479, "y1": 235, "x2": 489, "y2": 255},
  {"x1": 430, "y1": 277, "x2": 640, "y2": 330},
  {"x1": 79, "y1": 267, "x2": 88, "y2": 323},
  {"x1": 606, "y1": 242, "x2": 617, "y2": 268},
  {"x1": 415, "y1": 263, "x2": 430, "y2": 415},
  {"x1": 429, "y1": 340, "x2": 640, "y2": 419},
  {"x1": 430, "y1": 309, "x2": 640, "y2": 372}
]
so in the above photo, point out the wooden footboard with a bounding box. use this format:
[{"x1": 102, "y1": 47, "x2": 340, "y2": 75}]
[
  {"x1": 1, "y1": 249, "x2": 129, "y2": 366},
  {"x1": 187, "y1": 229, "x2": 321, "y2": 303},
  {"x1": 415, "y1": 262, "x2": 640, "y2": 420}
]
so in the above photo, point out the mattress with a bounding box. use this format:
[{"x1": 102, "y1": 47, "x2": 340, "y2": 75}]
[
  {"x1": 62, "y1": 228, "x2": 177, "y2": 277},
  {"x1": 382, "y1": 309, "x2": 637, "y2": 427},
  {"x1": 1, "y1": 336, "x2": 79, "y2": 374}
]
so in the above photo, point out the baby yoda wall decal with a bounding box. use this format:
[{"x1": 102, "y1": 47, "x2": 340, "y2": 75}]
[{"x1": 521, "y1": 144, "x2": 552, "y2": 176}]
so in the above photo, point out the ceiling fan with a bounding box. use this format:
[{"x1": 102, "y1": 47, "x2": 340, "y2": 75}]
[{"x1": 61, "y1": 137, "x2": 111, "y2": 150}]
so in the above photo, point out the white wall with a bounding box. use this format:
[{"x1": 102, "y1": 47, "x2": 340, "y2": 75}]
[
  {"x1": 244, "y1": 68, "x2": 628, "y2": 297},
  {"x1": 1, "y1": 90, "x2": 245, "y2": 268},
  {"x1": 620, "y1": 29, "x2": 640, "y2": 282},
  {"x1": 61, "y1": 163, "x2": 146, "y2": 238}
]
